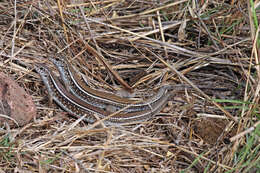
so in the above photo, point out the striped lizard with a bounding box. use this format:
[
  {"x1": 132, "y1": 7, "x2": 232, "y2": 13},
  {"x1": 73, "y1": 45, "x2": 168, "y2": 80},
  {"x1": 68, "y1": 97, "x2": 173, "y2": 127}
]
[
  {"x1": 35, "y1": 63, "x2": 172, "y2": 125},
  {"x1": 49, "y1": 58, "x2": 172, "y2": 113}
]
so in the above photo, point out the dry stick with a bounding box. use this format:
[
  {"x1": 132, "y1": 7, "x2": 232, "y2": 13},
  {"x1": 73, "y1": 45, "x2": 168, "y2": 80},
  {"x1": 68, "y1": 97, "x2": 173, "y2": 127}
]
[
  {"x1": 11, "y1": 0, "x2": 17, "y2": 58},
  {"x1": 97, "y1": 128, "x2": 113, "y2": 170},
  {"x1": 7, "y1": 2, "x2": 32, "y2": 61},
  {"x1": 0, "y1": 114, "x2": 19, "y2": 127},
  {"x1": 85, "y1": 41, "x2": 134, "y2": 91},
  {"x1": 242, "y1": 26, "x2": 260, "y2": 122},
  {"x1": 208, "y1": 38, "x2": 250, "y2": 57},
  {"x1": 153, "y1": 54, "x2": 237, "y2": 122},
  {"x1": 130, "y1": 20, "x2": 188, "y2": 41},
  {"x1": 245, "y1": 25, "x2": 260, "y2": 123},
  {"x1": 79, "y1": 6, "x2": 133, "y2": 92},
  {"x1": 156, "y1": 10, "x2": 168, "y2": 58},
  {"x1": 230, "y1": 121, "x2": 260, "y2": 142},
  {"x1": 56, "y1": 0, "x2": 69, "y2": 43}
]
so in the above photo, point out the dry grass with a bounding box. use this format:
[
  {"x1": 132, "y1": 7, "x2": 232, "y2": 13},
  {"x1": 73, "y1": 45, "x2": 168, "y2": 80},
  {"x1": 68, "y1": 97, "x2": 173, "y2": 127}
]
[{"x1": 0, "y1": 0, "x2": 259, "y2": 172}]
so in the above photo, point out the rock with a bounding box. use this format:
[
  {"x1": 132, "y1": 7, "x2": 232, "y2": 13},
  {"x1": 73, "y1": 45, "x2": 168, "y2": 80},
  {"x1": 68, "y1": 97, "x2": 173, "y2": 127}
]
[{"x1": 0, "y1": 72, "x2": 36, "y2": 127}]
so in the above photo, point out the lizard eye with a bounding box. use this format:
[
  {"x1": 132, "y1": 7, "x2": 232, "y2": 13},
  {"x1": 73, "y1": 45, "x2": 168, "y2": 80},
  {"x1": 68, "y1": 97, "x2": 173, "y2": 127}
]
[{"x1": 39, "y1": 66, "x2": 44, "y2": 71}]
